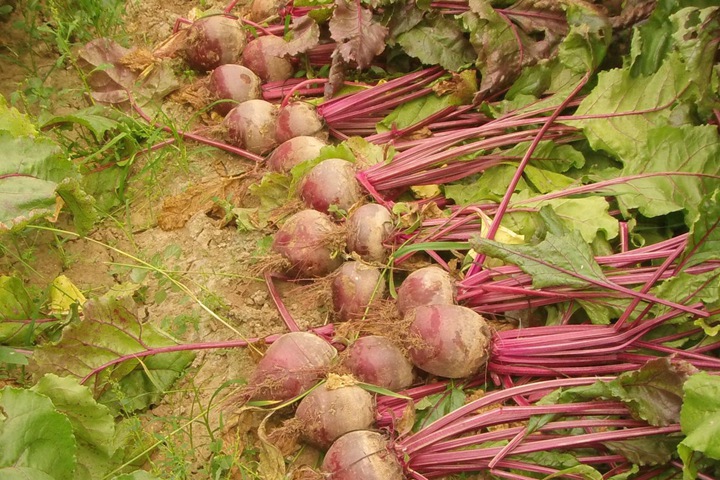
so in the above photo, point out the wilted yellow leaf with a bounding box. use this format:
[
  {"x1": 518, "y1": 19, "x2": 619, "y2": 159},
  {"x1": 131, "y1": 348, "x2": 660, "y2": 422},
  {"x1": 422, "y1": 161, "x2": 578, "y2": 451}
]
[{"x1": 49, "y1": 275, "x2": 86, "y2": 314}]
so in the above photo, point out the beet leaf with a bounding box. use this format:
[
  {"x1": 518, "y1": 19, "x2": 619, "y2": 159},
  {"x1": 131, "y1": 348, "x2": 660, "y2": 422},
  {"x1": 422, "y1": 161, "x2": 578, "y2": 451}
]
[{"x1": 329, "y1": 0, "x2": 388, "y2": 69}]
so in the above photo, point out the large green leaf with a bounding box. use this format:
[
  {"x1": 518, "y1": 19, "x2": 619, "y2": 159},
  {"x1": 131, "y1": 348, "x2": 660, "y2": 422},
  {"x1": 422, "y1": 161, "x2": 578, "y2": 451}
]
[
  {"x1": 600, "y1": 125, "x2": 720, "y2": 223},
  {"x1": 680, "y1": 189, "x2": 720, "y2": 269},
  {"x1": 0, "y1": 95, "x2": 36, "y2": 136},
  {"x1": 0, "y1": 275, "x2": 48, "y2": 345},
  {"x1": 31, "y1": 294, "x2": 195, "y2": 413},
  {"x1": 32, "y1": 374, "x2": 117, "y2": 480},
  {"x1": 680, "y1": 372, "x2": 720, "y2": 460},
  {"x1": 472, "y1": 208, "x2": 607, "y2": 289},
  {"x1": 570, "y1": 55, "x2": 689, "y2": 163},
  {"x1": 396, "y1": 15, "x2": 475, "y2": 71},
  {"x1": 0, "y1": 387, "x2": 77, "y2": 480},
  {"x1": 0, "y1": 130, "x2": 96, "y2": 233}
]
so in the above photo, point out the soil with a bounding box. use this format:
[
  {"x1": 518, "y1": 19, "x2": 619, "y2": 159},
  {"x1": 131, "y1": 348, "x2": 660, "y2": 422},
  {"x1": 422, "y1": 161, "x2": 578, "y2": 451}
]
[{"x1": 0, "y1": 0, "x2": 328, "y2": 477}]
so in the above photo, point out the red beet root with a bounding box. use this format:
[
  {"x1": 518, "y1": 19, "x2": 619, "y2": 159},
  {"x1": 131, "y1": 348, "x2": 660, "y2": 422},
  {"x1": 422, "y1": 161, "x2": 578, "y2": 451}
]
[
  {"x1": 407, "y1": 304, "x2": 490, "y2": 378},
  {"x1": 331, "y1": 261, "x2": 385, "y2": 322},
  {"x1": 185, "y1": 15, "x2": 246, "y2": 71},
  {"x1": 272, "y1": 209, "x2": 343, "y2": 278},
  {"x1": 346, "y1": 203, "x2": 394, "y2": 263},
  {"x1": 298, "y1": 159, "x2": 363, "y2": 214},
  {"x1": 249, "y1": 332, "x2": 337, "y2": 401},
  {"x1": 208, "y1": 64, "x2": 261, "y2": 115},
  {"x1": 343, "y1": 336, "x2": 414, "y2": 391}
]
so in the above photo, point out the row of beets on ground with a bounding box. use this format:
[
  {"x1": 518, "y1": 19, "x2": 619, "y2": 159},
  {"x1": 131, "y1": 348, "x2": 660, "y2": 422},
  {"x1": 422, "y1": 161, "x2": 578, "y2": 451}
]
[{"x1": 176, "y1": 13, "x2": 495, "y2": 479}]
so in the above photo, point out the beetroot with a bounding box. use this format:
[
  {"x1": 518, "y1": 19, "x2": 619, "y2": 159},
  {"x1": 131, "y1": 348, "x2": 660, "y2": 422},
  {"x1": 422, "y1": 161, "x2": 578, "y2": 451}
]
[
  {"x1": 343, "y1": 336, "x2": 414, "y2": 391},
  {"x1": 396, "y1": 266, "x2": 456, "y2": 317},
  {"x1": 185, "y1": 16, "x2": 246, "y2": 71},
  {"x1": 272, "y1": 209, "x2": 343, "y2": 278},
  {"x1": 207, "y1": 64, "x2": 261, "y2": 115},
  {"x1": 241, "y1": 35, "x2": 294, "y2": 82},
  {"x1": 275, "y1": 102, "x2": 326, "y2": 144},
  {"x1": 249, "y1": 332, "x2": 337, "y2": 401},
  {"x1": 346, "y1": 204, "x2": 394, "y2": 263},
  {"x1": 331, "y1": 262, "x2": 385, "y2": 322},
  {"x1": 407, "y1": 304, "x2": 490, "y2": 378},
  {"x1": 295, "y1": 381, "x2": 375, "y2": 449},
  {"x1": 298, "y1": 159, "x2": 363, "y2": 214},
  {"x1": 223, "y1": 99, "x2": 278, "y2": 155},
  {"x1": 322, "y1": 430, "x2": 403, "y2": 480},
  {"x1": 267, "y1": 136, "x2": 327, "y2": 173}
]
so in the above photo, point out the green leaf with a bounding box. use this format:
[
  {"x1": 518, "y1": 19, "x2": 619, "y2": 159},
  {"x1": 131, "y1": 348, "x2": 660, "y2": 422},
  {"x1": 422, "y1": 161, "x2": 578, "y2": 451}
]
[
  {"x1": 31, "y1": 294, "x2": 195, "y2": 413},
  {"x1": 396, "y1": 15, "x2": 475, "y2": 71},
  {"x1": 377, "y1": 93, "x2": 461, "y2": 133},
  {"x1": 680, "y1": 189, "x2": 720, "y2": 269},
  {"x1": 56, "y1": 178, "x2": 98, "y2": 235},
  {"x1": 604, "y1": 435, "x2": 680, "y2": 466},
  {"x1": 413, "y1": 384, "x2": 465, "y2": 431},
  {"x1": 0, "y1": 387, "x2": 77, "y2": 480},
  {"x1": 542, "y1": 464, "x2": 602, "y2": 480},
  {"x1": 569, "y1": 54, "x2": 690, "y2": 163},
  {"x1": 472, "y1": 208, "x2": 607, "y2": 289},
  {"x1": 605, "y1": 358, "x2": 694, "y2": 426},
  {"x1": 0, "y1": 128, "x2": 97, "y2": 233},
  {"x1": 444, "y1": 164, "x2": 524, "y2": 205},
  {"x1": 519, "y1": 196, "x2": 619, "y2": 244},
  {"x1": 558, "y1": 3, "x2": 611, "y2": 73},
  {"x1": 0, "y1": 95, "x2": 37, "y2": 136},
  {"x1": 0, "y1": 275, "x2": 48, "y2": 345},
  {"x1": 0, "y1": 468, "x2": 58, "y2": 480},
  {"x1": 681, "y1": 372, "x2": 720, "y2": 460},
  {"x1": 0, "y1": 346, "x2": 29, "y2": 365},
  {"x1": 631, "y1": 4, "x2": 719, "y2": 115},
  {"x1": 40, "y1": 106, "x2": 121, "y2": 142},
  {"x1": 98, "y1": 348, "x2": 195, "y2": 413},
  {"x1": 540, "y1": 358, "x2": 694, "y2": 427},
  {"x1": 31, "y1": 374, "x2": 117, "y2": 480},
  {"x1": 600, "y1": 125, "x2": 720, "y2": 224}
]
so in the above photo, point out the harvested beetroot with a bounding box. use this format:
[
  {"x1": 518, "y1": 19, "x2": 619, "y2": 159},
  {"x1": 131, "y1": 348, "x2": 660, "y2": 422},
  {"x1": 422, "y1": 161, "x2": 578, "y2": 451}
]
[
  {"x1": 272, "y1": 209, "x2": 343, "y2": 278},
  {"x1": 343, "y1": 336, "x2": 414, "y2": 391},
  {"x1": 331, "y1": 261, "x2": 385, "y2": 322},
  {"x1": 346, "y1": 203, "x2": 394, "y2": 263},
  {"x1": 275, "y1": 102, "x2": 326, "y2": 144},
  {"x1": 298, "y1": 159, "x2": 363, "y2": 214},
  {"x1": 396, "y1": 266, "x2": 455, "y2": 317},
  {"x1": 295, "y1": 381, "x2": 375, "y2": 449},
  {"x1": 267, "y1": 136, "x2": 327, "y2": 173},
  {"x1": 407, "y1": 304, "x2": 490, "y2": 378},
  {"x1": 185, "y1": 15, "x2": 246, "y2": 71},
  {"x1": 249, "y1": 332, "x2": 337, "y2": 401},
  {"x1": 241, "y1": 35, "x2": 294, "y2": 82},
  {"x1": 322, "y1": 430, "x2": 403, "y2": 480},
  {"x1": 223, "y1": 99, "x2": 278, "y2": 155},
  {"x1": 207, "y1": 64, "x2": 261, "y2": 115}
]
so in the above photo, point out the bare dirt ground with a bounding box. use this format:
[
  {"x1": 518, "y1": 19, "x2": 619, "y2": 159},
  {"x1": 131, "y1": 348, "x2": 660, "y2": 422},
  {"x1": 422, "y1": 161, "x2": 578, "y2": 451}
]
[{"x1": 0, "y1": 1, "x2": 328, "y2": 477}]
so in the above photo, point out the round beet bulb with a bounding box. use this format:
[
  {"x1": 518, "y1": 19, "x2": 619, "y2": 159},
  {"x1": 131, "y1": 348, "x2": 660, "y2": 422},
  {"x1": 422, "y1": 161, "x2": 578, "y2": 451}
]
[
  {"x1": 208, "y1": 64, "x2": 261, "y2": 115},
  {"x1": 346, "y1": 203, "x2": 394, "y2": 263},
  {"x1": 331, "y1": 261, "x2": 385, "y2": 322},
  {"x1": 223, "y1": 99, "x2": 278, "y2": 155},
  {"x1": 275, "y1": 102, "x2": 326, "y2": 144},
  {"x1": 267, "y1": 136, "x2": 328, "y2": 173},
  {"x1": 185, "y1": 15, "x2": 246, "y2": 71},
  {"x1": 407, "y1": 304, "x2": 490, "y2": 378},
  {"x1": 343, "y1": 336, "x2": 414, "y2": 391},
  {"x1": 241, "y1": 35, "x2": 294, "y2": 82},
  {"x1": 396, "y1": 266, "x2": 456, "y2": 316},
  {"x1": 298, "y1": 159, "x2": 363, "y2": 214},
  {"x1": 272, "y1": 209, "x2": 343, "y2": 278}
]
